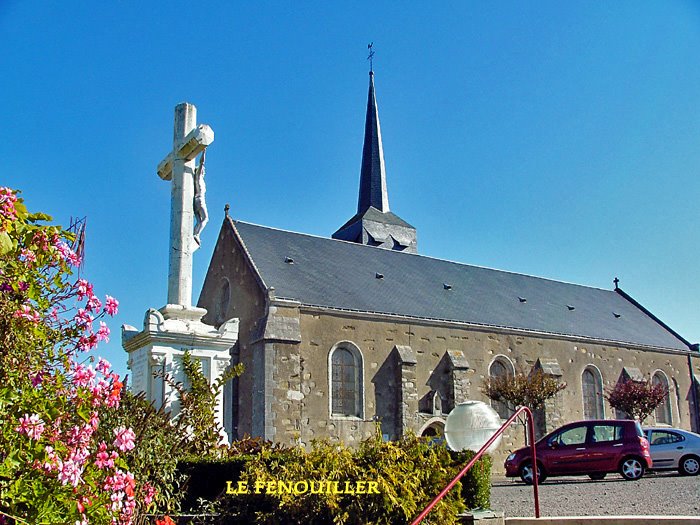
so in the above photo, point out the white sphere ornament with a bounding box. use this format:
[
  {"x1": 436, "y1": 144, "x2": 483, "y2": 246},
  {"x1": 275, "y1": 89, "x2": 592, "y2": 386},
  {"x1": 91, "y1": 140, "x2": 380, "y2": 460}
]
[{"x1": 444, "y1": 401, "x2": 503, "y2": 453}]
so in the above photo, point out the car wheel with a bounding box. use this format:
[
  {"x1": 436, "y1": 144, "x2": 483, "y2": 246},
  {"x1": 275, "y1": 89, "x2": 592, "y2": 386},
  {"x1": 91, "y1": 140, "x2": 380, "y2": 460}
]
[
  {"x1": 519, "y1": 463, "x2": 546, "y2": 485},
  {"x1": 588, "y1": 473, "x2": 606, "y2": 480},
  {"x1": 679, "y1": 455, "x2": 700, "y2": 476},
  {"x1": 619, "y1": 457, "x2": 645, "y2": 481}
]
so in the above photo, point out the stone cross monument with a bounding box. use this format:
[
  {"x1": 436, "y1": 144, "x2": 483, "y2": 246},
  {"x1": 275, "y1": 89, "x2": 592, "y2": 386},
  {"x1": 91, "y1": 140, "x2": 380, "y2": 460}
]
[
  {"x1": 123, "y1": 103, "x2": 238, "y2": 442},
  {"x1": 157, "y1": 102, "x2": 213, "y2": 308}
]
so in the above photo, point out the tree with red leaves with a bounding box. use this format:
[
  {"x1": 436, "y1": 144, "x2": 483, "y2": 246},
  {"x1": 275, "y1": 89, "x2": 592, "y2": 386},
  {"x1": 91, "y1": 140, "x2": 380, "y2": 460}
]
[{"x1": 605, "y1": 379, "x2": 669, "y2": 422}]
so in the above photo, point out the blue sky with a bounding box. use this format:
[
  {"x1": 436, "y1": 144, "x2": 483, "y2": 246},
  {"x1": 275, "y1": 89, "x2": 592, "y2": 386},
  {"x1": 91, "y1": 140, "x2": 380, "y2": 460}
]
[{"x1": 3, "y1": 1, "x2": 700, "y2": 379}]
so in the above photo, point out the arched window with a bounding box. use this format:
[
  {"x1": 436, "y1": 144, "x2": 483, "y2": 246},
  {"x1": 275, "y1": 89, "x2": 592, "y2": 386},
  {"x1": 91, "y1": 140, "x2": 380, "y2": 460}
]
[
  {"x1": 672, "y1": 377, "x2": 681, "y2": 421},
  {"x1": 582, "y1": 366, "x2": 604, "y2": 420},
  {"x1": 329, "y1": 343, "x2": 363, "y2": 418},
  {"x1": 489, "y1": 357, "x2": 514, "y2": 420},
  {"x1": 653, "y1": 371, "x2": 672, "y2": 425}
]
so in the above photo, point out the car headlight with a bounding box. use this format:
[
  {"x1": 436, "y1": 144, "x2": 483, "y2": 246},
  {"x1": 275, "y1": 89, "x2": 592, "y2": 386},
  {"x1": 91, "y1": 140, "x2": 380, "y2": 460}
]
[{"x1": 506, "y1": 453, "x2": 516, "y2": 462}]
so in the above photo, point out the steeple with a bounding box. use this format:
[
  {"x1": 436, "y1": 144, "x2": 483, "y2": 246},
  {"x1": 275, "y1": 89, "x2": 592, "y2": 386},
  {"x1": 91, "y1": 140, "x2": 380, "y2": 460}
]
[
  {"x1": 358, "y1": 71, "x2": 390, "y2": 214},
  {"x1": 333, "y1": 66, "x2": 417, "y2": 253}
]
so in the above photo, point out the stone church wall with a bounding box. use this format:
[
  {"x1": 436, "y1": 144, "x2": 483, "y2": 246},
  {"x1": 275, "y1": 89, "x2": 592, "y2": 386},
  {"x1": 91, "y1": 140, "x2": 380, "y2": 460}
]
[{"x1": 283, "y1": 307, "x2": 698, "y2": 471}]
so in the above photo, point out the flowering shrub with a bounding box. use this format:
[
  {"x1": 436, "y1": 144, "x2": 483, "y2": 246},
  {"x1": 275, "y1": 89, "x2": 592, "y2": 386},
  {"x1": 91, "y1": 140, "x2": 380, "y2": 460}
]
[
  {"x1": 0, "y1": 188, "x2": 148, "y2": 524},
  {"x1": 97, "y1": 390, "x2": 189, "y2": 519}
]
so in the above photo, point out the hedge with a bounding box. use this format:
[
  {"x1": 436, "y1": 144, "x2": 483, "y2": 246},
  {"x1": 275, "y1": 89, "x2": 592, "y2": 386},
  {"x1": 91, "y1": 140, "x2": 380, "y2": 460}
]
[{"x1": 177, "y1": 433, "x2": 491, "y2": 525}]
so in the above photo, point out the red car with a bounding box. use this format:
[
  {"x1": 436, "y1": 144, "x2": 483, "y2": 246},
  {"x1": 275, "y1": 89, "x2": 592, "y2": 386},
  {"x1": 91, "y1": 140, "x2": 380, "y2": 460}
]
[{"x1": 505, "y1": 419, "x2": 652, "y2": 484}]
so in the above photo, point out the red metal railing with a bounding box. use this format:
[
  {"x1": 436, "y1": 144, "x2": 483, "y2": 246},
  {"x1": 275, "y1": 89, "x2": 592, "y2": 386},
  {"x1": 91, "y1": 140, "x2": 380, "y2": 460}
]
[{"x1": 410, "y1": 405, "x2": 540, "y2": 525}]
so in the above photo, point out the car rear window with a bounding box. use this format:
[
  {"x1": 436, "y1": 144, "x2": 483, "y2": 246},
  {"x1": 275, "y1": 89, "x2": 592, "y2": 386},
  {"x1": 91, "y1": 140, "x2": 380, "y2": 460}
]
[{"x1": 634, "y1": 421, "x2": 644, "y2": 438}]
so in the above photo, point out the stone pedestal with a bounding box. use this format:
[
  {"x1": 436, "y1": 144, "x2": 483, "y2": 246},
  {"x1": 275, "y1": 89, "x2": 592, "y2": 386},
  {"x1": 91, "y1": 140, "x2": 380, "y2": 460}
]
[{"x1": 122, "y1": 305, "x2": 239, "y2": 442}]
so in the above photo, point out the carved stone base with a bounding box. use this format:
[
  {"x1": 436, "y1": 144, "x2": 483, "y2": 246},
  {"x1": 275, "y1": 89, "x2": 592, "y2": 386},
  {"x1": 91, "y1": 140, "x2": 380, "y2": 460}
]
[{"x1": 122, "y1": 306, "x2": 239, "y2": 443}]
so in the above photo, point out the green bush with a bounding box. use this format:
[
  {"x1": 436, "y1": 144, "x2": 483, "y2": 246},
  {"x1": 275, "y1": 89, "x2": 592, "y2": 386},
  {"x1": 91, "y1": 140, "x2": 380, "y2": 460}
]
[
  {"x1": 451, "y1": 450, "x2": 492, "y2": 511},
  {"x1": 184, "y1": 431, "x2": 491, "y2": 525}
]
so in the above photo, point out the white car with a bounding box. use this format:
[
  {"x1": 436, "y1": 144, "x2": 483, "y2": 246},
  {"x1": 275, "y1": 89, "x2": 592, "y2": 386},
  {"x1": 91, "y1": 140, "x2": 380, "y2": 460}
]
[{"x1": 644, "y1": 427, "x2": 700, "y2": 476}]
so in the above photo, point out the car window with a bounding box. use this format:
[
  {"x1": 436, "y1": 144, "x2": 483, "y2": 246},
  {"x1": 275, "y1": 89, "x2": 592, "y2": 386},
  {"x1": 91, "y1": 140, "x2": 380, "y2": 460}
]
[
  {"x1": 550, "y1": 425, "x2": 587, "y2": 446},
  {"x1": 650, "y1": 430, "x2": 684, "y2": 445},
  {"x1": 590, "y1": 424, "x2": 623, "y2": 443}
]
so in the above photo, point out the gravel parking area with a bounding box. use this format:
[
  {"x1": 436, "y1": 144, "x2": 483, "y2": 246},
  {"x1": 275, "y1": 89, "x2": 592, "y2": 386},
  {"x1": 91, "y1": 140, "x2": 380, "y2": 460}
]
[{"x1": 490, "y1": 472, "x2": 700, "y2": 518}]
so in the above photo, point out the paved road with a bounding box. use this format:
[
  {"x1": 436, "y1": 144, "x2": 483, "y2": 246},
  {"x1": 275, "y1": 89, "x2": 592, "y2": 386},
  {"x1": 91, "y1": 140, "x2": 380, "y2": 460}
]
[{"x1": 490, "y1": 472, "x2": 700, "y2": 518}]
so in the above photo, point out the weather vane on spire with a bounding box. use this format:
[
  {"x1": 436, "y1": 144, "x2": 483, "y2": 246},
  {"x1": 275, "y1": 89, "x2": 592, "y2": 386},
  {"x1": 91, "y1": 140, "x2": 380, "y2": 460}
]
[{"x1": 367, "y1": 42, "x2": 375, "y2": 73}]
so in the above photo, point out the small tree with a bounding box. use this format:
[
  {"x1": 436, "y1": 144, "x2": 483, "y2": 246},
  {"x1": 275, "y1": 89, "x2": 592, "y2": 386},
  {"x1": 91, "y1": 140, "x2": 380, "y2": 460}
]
[
  {"x1": 604, "y1": 379, "x2": 668, "y2": 422},
  {"x1": 481, "y1": 369, "x2": 567, "y2": 413},
  {"x1": 482, "y1": 369, "x2": 566, "y2": 439},
  {"x1": 164, "y1": 350, "x2": 244, "y2": 457}
]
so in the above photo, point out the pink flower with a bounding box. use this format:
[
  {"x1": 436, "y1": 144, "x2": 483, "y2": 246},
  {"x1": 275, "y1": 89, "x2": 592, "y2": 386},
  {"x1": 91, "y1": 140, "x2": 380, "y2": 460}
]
[
  {"x1": 95, "y1": 442, "x2": 118, "y2": 469},
  {"x1": 16, "y1": 413, "x2": 45, "y2": 440},
  {"x1": 0, "y1": 187, "x2": 18, "y2": 220},
  {"x1": 86, "y1": 294, "x2": 102, "y2": 312},
  {"x1": 104, "y1": 295, "x2": 119, "y2": 316},
  {"x1": 74, "y1": 308, "x2": 94, "y2": 328},
  {"x1": 52, "y1": 238, "x2": 82, "y2": 266},
  {"x1": 76, "y1": 278, "x2": 92, "y2": 300},
  {"x1": 104, "y1": 469, "x2": 135, "y2": 499},
  {"x1": 143, "y1": 482, "x2": 157, "y2": 506},
  {"x1": 13, "y1": 305, "x2": 41, "y2": 323},
  {"x1": 57, "y1": 457, "x2": 83, "y2": 487},
  {"x1": 53, "y1": 240, "x2": 72, "y2": 260},
  {"x1": 110, "y1": 490, "x2": 125, "y2": 512},
  {"x1": 49, "y1": 306, "x2": 59, "y2": 321},
  {"x1": 77, "y1": 333, "x2": 98, "y2": 352},
  {"x1": 20, "y1": 248, "x2": 36, "y2": 263},
  {"x1": 96, "y1": 321, "x2": 110, "y2": 343},
  {"x1": 67, "y1": 423, "x2": 94, "y2": 448},
  {"x1": 113, "y1": 427, "x2": 135, "y2": 452},
  {"x1": 72, "y1": 363, "x2": 96, "y2": 388},
  {"x1": 96, "y1": 358, "x2": 112, "y2": 375},
  {"x1": 42, "y1": 446, "x2": 61, "y2": 472},
  {"x1": 32, "y1": 230, "x2": 49, "y2": 250}
]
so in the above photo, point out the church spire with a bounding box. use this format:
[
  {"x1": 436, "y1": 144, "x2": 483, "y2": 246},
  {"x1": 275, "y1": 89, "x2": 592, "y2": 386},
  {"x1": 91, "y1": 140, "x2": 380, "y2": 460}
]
[
  {"x1": 357, "y1": 71, "x2": 390, "y2": 214},
  {"x1": 332, "y1": 53, "x2": 417, "y2": 253}
]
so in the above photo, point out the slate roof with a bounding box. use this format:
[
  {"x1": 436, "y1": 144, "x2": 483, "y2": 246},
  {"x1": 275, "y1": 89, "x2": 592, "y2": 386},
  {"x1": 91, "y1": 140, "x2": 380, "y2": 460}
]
[
  {"x1": 336, "y1": 206, "x2": 414, "y2": 233},
  {"x1": 232, "y1": 220, "x2": 690, "y2": 352}
]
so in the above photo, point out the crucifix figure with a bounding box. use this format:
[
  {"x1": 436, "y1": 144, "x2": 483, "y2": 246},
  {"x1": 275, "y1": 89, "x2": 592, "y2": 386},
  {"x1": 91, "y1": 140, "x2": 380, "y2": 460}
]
[
  {"x1": 157, "y1": 102, "x2": 214, "y2": 308},
  {"x1": 193, "y1": 149, "x2": 209, "y2": 247}
]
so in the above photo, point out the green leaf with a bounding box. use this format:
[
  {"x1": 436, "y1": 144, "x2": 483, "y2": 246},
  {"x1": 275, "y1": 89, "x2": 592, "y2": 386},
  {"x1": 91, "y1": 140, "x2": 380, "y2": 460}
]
[
  {"x1": 0, "y1": 231, "x2": 13, "y2": 255},
  {"x1": 27, "y1": 211, "x2": 52, "y2": 222},
  {"x1": 14, "y1": 201, "x2": 29, "y2": 220}
]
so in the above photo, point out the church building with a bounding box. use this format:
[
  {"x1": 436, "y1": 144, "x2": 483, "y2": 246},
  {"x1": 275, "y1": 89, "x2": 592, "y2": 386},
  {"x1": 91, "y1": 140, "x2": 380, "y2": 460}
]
[{"x1": 196, "y1": 70, "x2": 700, "y2": 458}]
